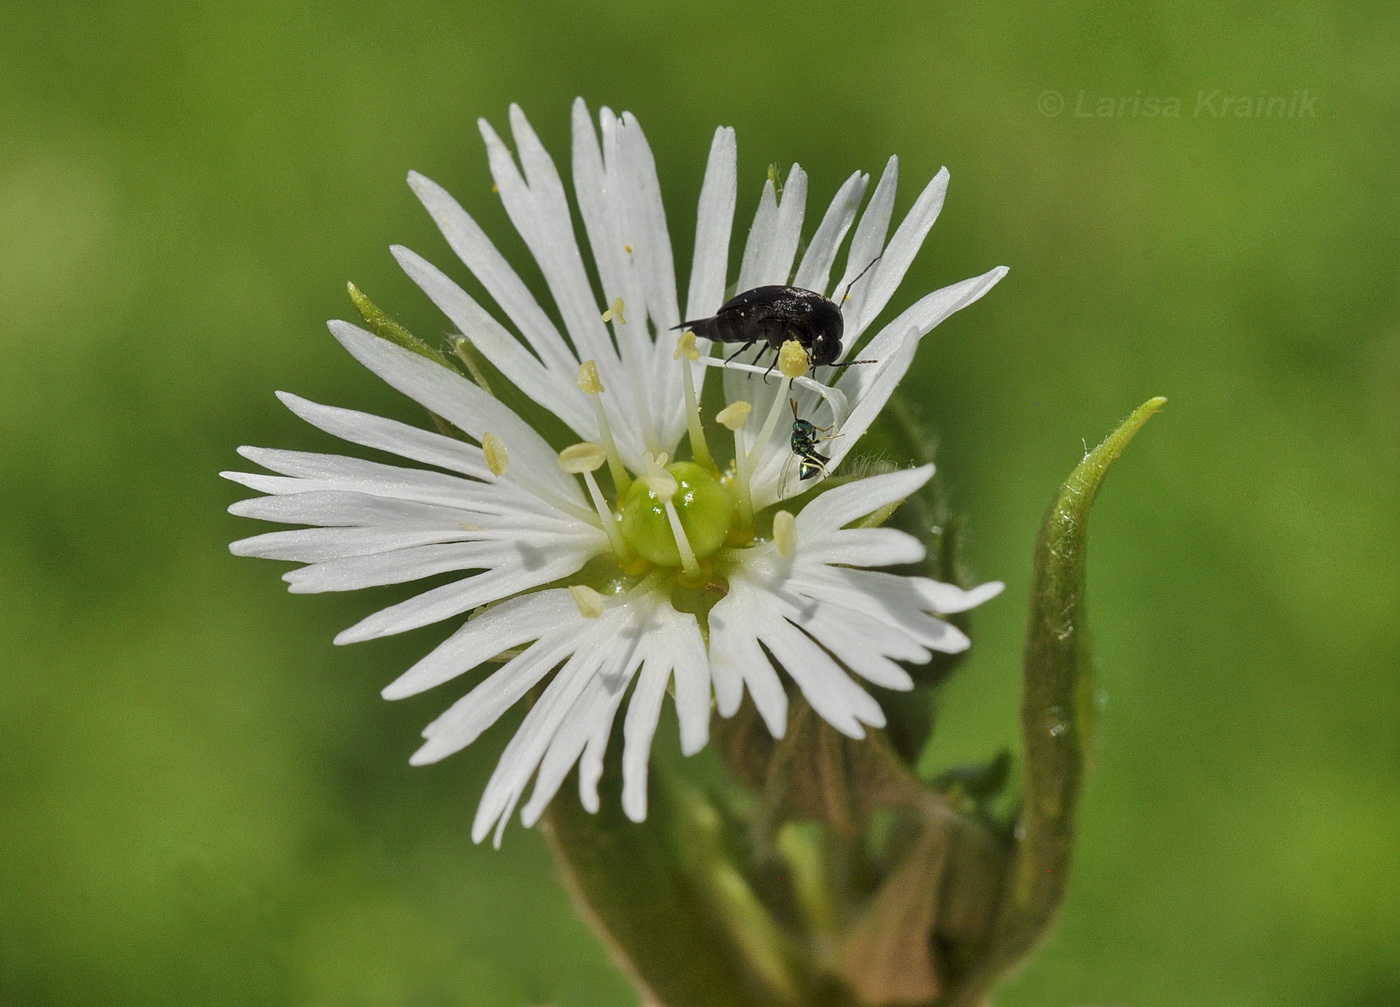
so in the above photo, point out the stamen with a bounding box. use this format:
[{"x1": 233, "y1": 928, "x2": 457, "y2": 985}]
[
  {"x1": 695, "y1": 355, "x2": 851, "y2": 426},
  {"x1": 558, "y1": 442, "x2": 607, "y2": 474},
  {"x1": 577, "y1": 360, "x2": 632, "y2": 497},
  {"x1": 747, "y1": 373, "x2": 795, "y2": 472},
  {"x1": 641, "y1": 456, "x2": 700, "y2": 577},
  {"x1": 482, "y1": 432, "x2": 509, "y2": 476},
  {"x1": 601, "y1": 297, "x2": 626, "y2": 326},
  {"x1": 773, "y1": 510, "x2": 797, "y2": 558},
  {"x1": 674, "y1": 332, "x2": 713, "y2": 467},
  {"x1": 559, "y1": 442, "x2": 633, "y2": 565},
  {"x1": 483, "y1": 431, "x2": 598, "y2": 526},
  {"x1": 451, "y1": 335, "x2": 496, "y2": 396},
  {"x1": 716, "y1": 400, "x2": 755, "y2": 528},
  {"x1": 568, "y1": 584, "x2": 607, "y2": 619},
  {"x1": 778, "y1": 338, "x2": 811, "y2": 379},
  {"x1": 715, "y1": 401, "x2": 752, "y2": 430}
]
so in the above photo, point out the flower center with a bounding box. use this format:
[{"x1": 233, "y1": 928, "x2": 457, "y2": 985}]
[{"x1": 619, "y1": 461, "x2": 736, "y2": 568}]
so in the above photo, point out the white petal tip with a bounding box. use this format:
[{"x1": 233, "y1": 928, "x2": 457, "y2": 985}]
[
  {"x1": 977, "y1": 580, "x2": 1006, "y2": 602},
  {"x1": 842, "y1": 722, "x2": 869, "y2": 740},
  {"x1": 932, "y1": 630, "x2": 973, "y2": 655}
]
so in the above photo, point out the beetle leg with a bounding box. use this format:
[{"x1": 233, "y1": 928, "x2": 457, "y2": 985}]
[{"x1": 725, "y1": 340, "x2": 757, "y2": 363}]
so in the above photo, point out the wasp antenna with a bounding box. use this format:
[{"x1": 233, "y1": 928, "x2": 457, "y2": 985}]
[
  {"x1": 789, "y1": 397, "x2": 800, "y2": 420},
  {"x1": 837, "y1": 254, "x2": 884, "y2": 305},
  {"x1": 828, "y1": 357, "x2": 877, "y2": 368}
]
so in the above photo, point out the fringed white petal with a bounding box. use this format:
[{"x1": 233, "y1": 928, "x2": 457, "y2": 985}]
[
  {"x1": 383, "y1": 589, "x2": 577, "y2": 699},
  {"x1": 685, "y1": 126, "x2": 737, "y2": 320},
  {"x1": 795, "y1": 465, "x2": 935, "y2": 534},
  {"x1": 831, "y1": 267, "x2": 1008, "y2": 461},
  {"x1": 793, "y1": 169, "x2": 869, "y2": 295},
  {"x1": 735, "y1": 176, "x2": 780, "y2": 293},
  {"x1": 230, "y1": 525, "x2": 472, "y2": 564},
  {"x1": 329, "y1": 320, "x2": 584, "y2": 503},
  {"x1": 708, "y1": 579, "x2": 790, "y2": 737},
  {"x1": 392, "y1": 245, "x2": 595, "y2": 438},
  {"x1": 334, "y1": 548, "x2": 597, "y2": 643},
  {"x1": 835, "y1": 155, "x2": 898, "y2": 337},
  {"x1": 407, "y1": 170, "x2": 580, "y2": 379},
  {"x1": 848, "y1": 167, "x2": 949, "y2": 342}
]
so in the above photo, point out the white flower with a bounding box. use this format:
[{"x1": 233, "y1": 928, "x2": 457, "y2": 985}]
[{"x1": 226, "y1": 100, "x2": 1007, "y2": 845}]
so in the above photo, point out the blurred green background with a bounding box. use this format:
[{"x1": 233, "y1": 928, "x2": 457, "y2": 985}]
[{"x1": 3, "y1": 1, "x2": 1397, "y2": 1005}]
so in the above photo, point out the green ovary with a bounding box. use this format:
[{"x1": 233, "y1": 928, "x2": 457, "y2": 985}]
[{"x1": 619, "y1": 461, "x2": 736, "y2": 567}]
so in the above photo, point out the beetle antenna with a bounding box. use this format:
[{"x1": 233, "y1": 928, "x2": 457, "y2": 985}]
[
  {"x1": 837, "y1": 254, "x2": 883, "y2": 306},
  {"x1": 828, "y1": 357, "x2": 876, "y2": 368}
]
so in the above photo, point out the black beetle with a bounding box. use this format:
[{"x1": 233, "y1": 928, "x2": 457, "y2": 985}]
[{"x1": 675, "y1": 258, "x2": 880, "y2": 369}]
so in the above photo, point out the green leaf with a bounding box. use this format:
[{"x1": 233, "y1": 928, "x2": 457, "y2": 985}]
[{"x1": 941, "y1": 396, "x2": 1166, "y2": 1007}]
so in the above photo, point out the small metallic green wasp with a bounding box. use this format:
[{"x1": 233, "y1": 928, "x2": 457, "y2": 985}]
[{"x1": 789, "y1": 399, "x2": 834, "y2": 481}]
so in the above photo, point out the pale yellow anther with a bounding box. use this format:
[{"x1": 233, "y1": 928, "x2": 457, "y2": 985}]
[
  {"x1": 568, "y1": 584, "x2": 607, "y2": 619},
  {"x1": 716, "y1": 400, "x2": 752, "y2": 431},
  {"x1": 601, "y1": 298, "x2": 626, "y2": 325},
  {"x1": 773, "y1": 510, "x2": 797, "y2": 558},
  {"x1": 558, "y1": 442, "x2": 607, "y2": 474},
  {"x1": 779, "y1": 339, "x2": 811, "y2": 379},
  {"x1": 673, "y1": 331, "x2": 700, "y2": 361},
  {"x1": 482, "y1": 432, "x2": 509, "y2": 477},
  {"x1": 577, "y1": 360, "x2": 605, "y2": 395}
]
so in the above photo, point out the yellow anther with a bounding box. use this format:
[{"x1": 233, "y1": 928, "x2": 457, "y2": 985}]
[
  {"x1": 558, "y1": 442, "x2": 607, "y2": 474},
  {"x1": 568, "y1": 584, "x2": 607, "y2": 619},
  {"x1": 482, "y1": 432, "x2": 509, "y2": 477},
  {"x1": 601, "y1": 297, "x2": 626, "y2": 325},
  {"x1": 624, "y1": 243, "x2": 634, "y2": 254},
  {"x1": 674, "y1": 331, "x2": 700, "y2": 361},
  {"x1": 716, "y1": 401, "x2": 753, "y2": 431},
  {"x1": 773, "y1": 510, "x2": 797, "y2": 558},
  {"x1": 779, "y1": 339, "x2": 811, "y2": 379},
  {"x1": 577, "y1": 360, "x2": 605, "y2": 395}
]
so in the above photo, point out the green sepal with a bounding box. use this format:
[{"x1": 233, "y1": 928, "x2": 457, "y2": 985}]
[
  {"x1": 541, "y1": 750, "x2": 814, "y2": 1007},
  {"x1": 346, "y1": 281, "x2": 457, "y2": 370},
  {"x1": 942, "y1": 396, "x2": 1166, "y2": 1007}
]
